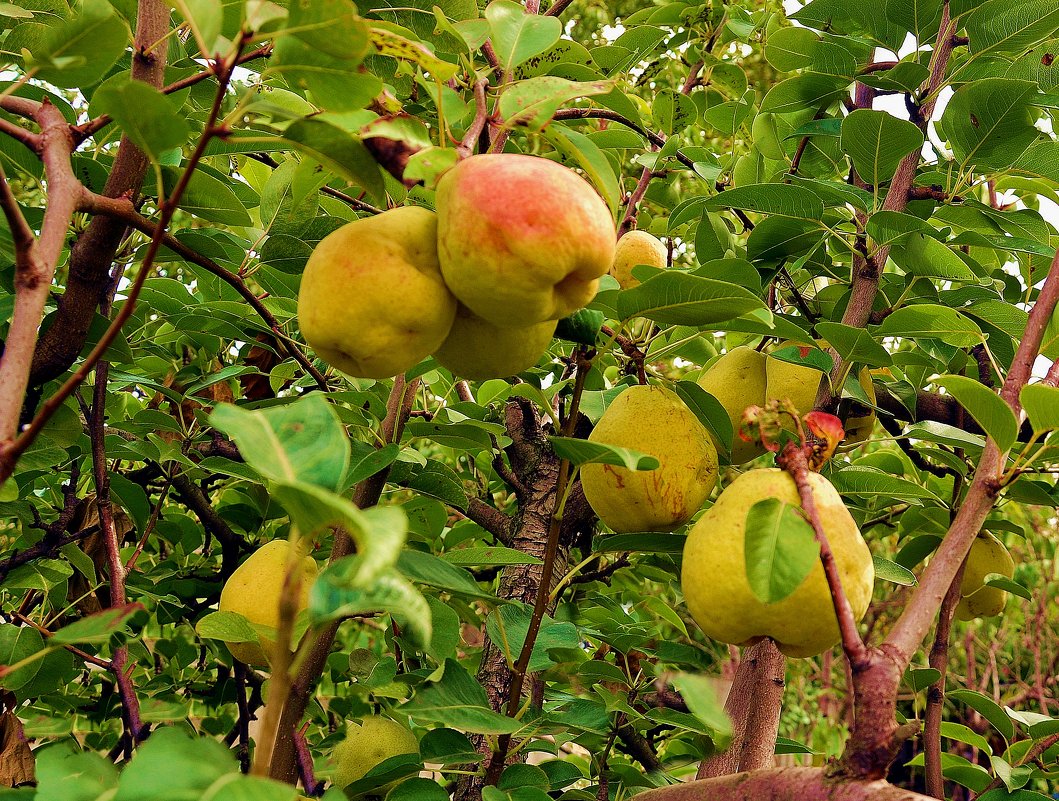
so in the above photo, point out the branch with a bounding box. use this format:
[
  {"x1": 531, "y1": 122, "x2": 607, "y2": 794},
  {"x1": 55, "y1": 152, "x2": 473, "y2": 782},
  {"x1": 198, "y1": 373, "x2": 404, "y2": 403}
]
[
  {"x1": 28, "y1": 0, "x2": 170, "y2": 389},
  {"x1": 169, "y1": 472, "x2": 244, "y2": 576},
  {"x1": 0, "y1": 116, "x2": 39, "y2": 154},
  {"x1": 80, "y1": 192, "x2": 328, "y2": 389},
  {"x1": 0, "y1": 165, "x2": 34, "y2": 253},
  {"x1": 544, "y1": 0, "x2": 575, "y2": 15},
  {"x1": 464, "y1": 497, "x2": 513, "y2": 545},
  {"x1": 886, "y1": 247, "x2": 1059, "y2": 663},
  {"x1": 972, "y1": 732, "x2": 1059, "y2": 799},
  {"x1": 0, "y1": 100, "x2": 79, "y2": 443}
]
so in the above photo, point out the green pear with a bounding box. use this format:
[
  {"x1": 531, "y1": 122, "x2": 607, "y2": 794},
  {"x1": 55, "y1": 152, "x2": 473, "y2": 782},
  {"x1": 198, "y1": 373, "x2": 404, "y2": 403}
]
[
  {"x1": 297, "y1": 206, "x2": 457, "y2": 379},
  {"x1": 218, "y1": 539, "x2": 318, "y2": 667},
  {"x1": 433, "y1": 304, "x2": 555, "y2": 380},
  {"x1": 329, "y1": 716, "x2": 419, "y2": 788},
  {"x1": 610, "y1": 230, "x2": 667, "y2": 289},
  {"x1": 682, "y1": 468, "x2": 874, "y2": 658},
  {"x1": 955, "y1": 534, "x2": 1015, "y2": 621},
  {"x1": 697, "y1": 346, "x2": 768, "y2": 463},
  {"x1": 437, "y1": 154, "x2": 616, "y2": 327},
  {"x1": 581, "y1": 385, "x2": 718, "y2": 533}
]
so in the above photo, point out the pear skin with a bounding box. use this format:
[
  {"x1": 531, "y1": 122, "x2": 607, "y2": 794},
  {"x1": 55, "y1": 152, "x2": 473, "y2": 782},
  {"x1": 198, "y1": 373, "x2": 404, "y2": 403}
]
[
  {"x1": 697, "y1": 346, "x2": 768, "y2": 463},
  {"x1": 955, "y1": 534, "x2": 1015, "y2": 621},
  {"x1": 218, "y1": 539, "x2": 318, "y2": 666},
  {"x1": 610, "y1": 230, "x2": 667, "y2": 289},
  {"x1": 437, "y1": 154, "x2": 616, "y2": 326},
  {"x1": 581, "y1": 385, "x2": 718, "y2": 533},
  {"x1": 681, "y1": 468, "x2": 874, "y2": 658},
  {"x1": 329, "y1": 716, "x2": 419, "y2": 788},
  {"x1": 298, "y1": 206, "x2": 457, "y2": 379},
  {"x1": 433, "y1": 304, "x2": 555, "y2": 380}
]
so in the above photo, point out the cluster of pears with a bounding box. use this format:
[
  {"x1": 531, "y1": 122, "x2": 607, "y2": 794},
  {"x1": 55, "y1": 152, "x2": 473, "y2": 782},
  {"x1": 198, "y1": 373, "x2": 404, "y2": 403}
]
[
  {"x1": 698, "y1": 343, "x2": 877, "y2": 463},
  {"x1": 297, "y1": 154, "x2": 616, "y2": 381}
]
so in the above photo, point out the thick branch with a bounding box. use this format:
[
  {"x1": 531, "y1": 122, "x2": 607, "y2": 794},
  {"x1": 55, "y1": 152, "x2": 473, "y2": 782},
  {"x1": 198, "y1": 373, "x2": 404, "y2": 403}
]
[{"x1": 639, "y1": 767, "x2": 938, "y2": 801}]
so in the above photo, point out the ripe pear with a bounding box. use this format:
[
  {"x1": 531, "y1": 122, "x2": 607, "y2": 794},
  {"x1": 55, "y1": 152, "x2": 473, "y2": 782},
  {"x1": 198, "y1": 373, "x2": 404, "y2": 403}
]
[
  {"x1": 329, "y1": 716, "x2": 419, "y2": 788},
  {"x1": 433, "y1": 304, "x2": 555, "y2": 380},
  {"x1": 610, "y1": 230, "x2": 667, "y2": 289},
  {"x1": 955, "y1": 534, "x2": 1015, "y2": 621},
  {"x1": 581, "y1": 385, "x2": 719, "y2": 533},
  {"x1": 436, "y1": 154, "x2": 616, "y2": 326},
  {"x1": 218, "y1": 539, "x2": 318, "y2": 667},
  {"x1": 682, "y1": 468, "x2": 874, "y2": 658},
  {"x1": 697, "y1": 346, "x2": 768, "y2": 463},
  {"x1": 297, "y1": 206, "x2": 457, "y2": 379}
]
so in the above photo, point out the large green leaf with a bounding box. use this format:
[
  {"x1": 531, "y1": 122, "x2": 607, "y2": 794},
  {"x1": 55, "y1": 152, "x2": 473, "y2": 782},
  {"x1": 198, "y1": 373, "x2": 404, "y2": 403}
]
[
  {"x1": 704, "y1": 184, "x2": 825, "y2": 221},
  {"x1": 484, "y1": 0, "x2": 561, "y2": 70},
  {"x1": 743, "y1": 498, "x2": 820, "y2": 604},
  {"x1": 965, "y1": 0, "x2": 1059, "y2": 55},
  {"x1": 874, "y1": 304, "x2": 984, "y2": 348},
  {"x1": 934, "y1": 375, "x2": 1018, "y2": 453},
  {"x1": 840, "y1": 109, "x2": 924, "y2": 189},
  {"x1": 92, "y1": 81, "x2": 189, "y2": 163},
  {"x1": 23, "y1": 0, "x2": 127, "y2": 87},
  {"x1": 615, "y1": 272, "x2": 766, "y2": 326},
  {"x1": 937, "y1": 79, "x2": 1039, "y2": 170},
  {"x1": 401, "y1": 659, "x2": 523, "y2": 733}
]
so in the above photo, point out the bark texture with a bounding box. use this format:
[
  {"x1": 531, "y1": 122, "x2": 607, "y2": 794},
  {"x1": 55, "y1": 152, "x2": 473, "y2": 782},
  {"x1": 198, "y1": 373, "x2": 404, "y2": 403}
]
[{"x1": 639, "y1": 767, "x2": 939, "y2": 801}]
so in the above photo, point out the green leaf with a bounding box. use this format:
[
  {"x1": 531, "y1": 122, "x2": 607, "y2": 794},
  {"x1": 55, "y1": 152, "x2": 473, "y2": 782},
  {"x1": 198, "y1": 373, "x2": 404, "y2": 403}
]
[
  {"x1": 161, "y1": 167, "x2": 253, "y2": 226},
  {"x1": 269, "y1": 36, "x2": 382, "y2": 111},
  {"x1": 840, "y1": 109, "x2": 924, "y2": 189},
  {"x1": 500, "y1": 77, "x2": 615, "y2": 130},
  {"x1": 369, "y1": 25, "x2": 459, "y2": 79},
  {"x1": 209, "y1": 395, "x2": 350, "y2": 491},
  {"x1": 652, "y1": 89, "x2": 697, "y2": 135},
  {"x1": 704, "y1": 184, "x2": 825, "y2": 221},
  {"x1": 484, "y1": 603, "x2": 579, "y2": 672},
  {"x1": 673, "y1": 380, "x2": 734, "y2": 457},
  {"x1": 27, "y1": 0, "x2": 127, "y2": 88},
  {"x1": 874, "y1": 304, "x2": 984, "y2": 348},
  {"x1": 282, "y1": 118, "x2": 387, "y2": 204},
  {"x1": 0, "y1": 624, "x2": 45, "y2": 691},
  {"x1": 401, "y1": 658, "x2": 523, "y2": 733},
  {"x1": 52, "y1": 604, "x2": 143, "y2": 646},
  {"x1": 828, "y1": 466, "x2": 944, "y2": 503},
  {"x1": 934, "y1": 375, "x2": 1018, "y2": 453},
  {"x1": 113, "y1": 727, "x2": 235, "y2": 801},
  {"x1": 759, "y1": 73, "x2": 850, "y2": 115},
  {"x1": 311, "y1": 563, "x2": 432, "y2": 648},
  {"x1": 888, "y1": 233, "x2": 979, "y2": 282},
  {"x1": 937, "y1": 79, "x2": 1039, "y2": 170},
  {"x1": 442, "y1": 547, "x2": 540, "y2": 567},
  {"x1": 949, "y1": 688, "x2": 1017, "y2": 741},
  {"x1": 743, "y1": 498, "x2": 820, "y2": 604},
  {"x1": 398, "y1": 550, "x2": 498, "y2": 601},
  {"x1": 615, "y1": 272, "x2": 766, "y2": 326},
  {"x1": 904, "y1": 667, "x2": 942, "y2": 693},
  {"x1": 542, "y1": 126, "x2": 621, "y2": 213},
  {"x1": 872, "y1": 555, "x2": 917, "y2": 586},
  {"x1": 814, "y1": 323, "x2": 892, "y2": 368},
  {"x1": 484, "y1": 0, "x2": 562, "y2": 70},
  {"x1": 940, "y1": 721, "x2": 993, "y2": 755},
  {"x1": 669, "y1": 673, "x2": 732, "y2": 744},
  {"x1": 93, "y1": 81, "x2": 189, "y2": 163},
  {"x1": 548, "y1": 436, "x2": 659, "y2": 470},
  {"x1": 195, "y1": 611, "x2": 259, "y2": 644},
  {"x1": 1020, "y1": 383, "x2": 1059, "y2": 432},
  {"x1": 35, "y1": 747, "x2": 118, "y2": 801},
  {"x1": 287, "y1": 0, "x2": 371, "y2": 61},
  {"x1": 966, "y1": 0, "x2": 1059, "y2": 55}
]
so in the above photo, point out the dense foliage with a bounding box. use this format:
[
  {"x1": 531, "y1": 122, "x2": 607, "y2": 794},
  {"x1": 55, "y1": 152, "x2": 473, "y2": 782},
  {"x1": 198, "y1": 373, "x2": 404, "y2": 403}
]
[{"x1": 0, "y1": 1, "x2": 1057, "y2": 801}]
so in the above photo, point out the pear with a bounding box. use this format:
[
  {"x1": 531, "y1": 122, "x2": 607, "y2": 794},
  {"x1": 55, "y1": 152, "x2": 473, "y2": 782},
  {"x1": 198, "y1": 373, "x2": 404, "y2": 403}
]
[
  {"x1": 329, "y1": 716, "x2": 419, "y2": 788},
  {"x1": 581, "y1": 385, "x2": 718, "y2": 533},
  {"x1": 681, "y1": 468, "x2": 874, "y2": 658},
  {"x1": 955, "y1": 534, "x2": 1015, "y2": 621},
  {"x1": 433, "y1": 304, "x2": 555, "y2": 380},
  {"x1": 437, "y1": 154, "x2": 616, "y2": 327},
  {"x1": 610, "y1": 230, "x2": 667, "y2": 289},
  {"x1": 218, "y1": 539, "x2": 318, "y2": 667},
  {"x1": 297, "y1": 206, "x2": 457, "y2": 379},
  {"x1": 697, "y1": 346, "x2": 768, "y2": 463}
]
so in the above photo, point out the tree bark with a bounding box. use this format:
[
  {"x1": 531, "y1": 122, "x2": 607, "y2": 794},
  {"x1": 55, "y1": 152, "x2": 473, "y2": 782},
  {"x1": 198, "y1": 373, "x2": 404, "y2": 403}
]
[{"x1": 638, "y1": 767, "x2": 939, "y2": 801}]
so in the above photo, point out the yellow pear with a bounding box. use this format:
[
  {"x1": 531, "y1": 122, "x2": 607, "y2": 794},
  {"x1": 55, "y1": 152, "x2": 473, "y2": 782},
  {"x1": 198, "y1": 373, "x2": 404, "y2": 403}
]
[
  {"x1": 682, "y1": 468, "x2": 874, "y2": 658},
  {"x1": 329, "y1": 716, "x2": 419, "y2": 788},
  {"x1": 436, "y1": 154, "x2": 616, "y2": 326},
  {"x1": 697, "y1": 346, "x2": 768, "y2": 463},
  {"x1": 433, "y1": 304, "x2": 555, "y2": 380},
  {"x1": 610, "y1": 230, "x2": 667, "y2": 289},
  {"x1": 297, "y1": 206, "x2": 457, "y2": 379},
  {"x1": 218, "y1": 539, "x2": 318, "y2": 666},
  {"x1": 955, "y1": 534, "x2": 1015, "y2": 621},
  {"x1": 581, "y1": 385, "x2": 718, "y2": 533}
]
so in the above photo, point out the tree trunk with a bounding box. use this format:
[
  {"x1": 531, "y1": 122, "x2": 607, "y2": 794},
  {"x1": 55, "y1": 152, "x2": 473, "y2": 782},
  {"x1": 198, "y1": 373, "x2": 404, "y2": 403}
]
[{"x1": 638, "y1": 767, "x2": 939, "y2": 801}]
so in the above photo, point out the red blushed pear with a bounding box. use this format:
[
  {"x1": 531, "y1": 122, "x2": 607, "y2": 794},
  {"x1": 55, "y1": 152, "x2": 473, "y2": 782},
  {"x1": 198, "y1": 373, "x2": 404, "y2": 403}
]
[{"x1": 436, "y1": 154, "x2": 616, "y2": 327}]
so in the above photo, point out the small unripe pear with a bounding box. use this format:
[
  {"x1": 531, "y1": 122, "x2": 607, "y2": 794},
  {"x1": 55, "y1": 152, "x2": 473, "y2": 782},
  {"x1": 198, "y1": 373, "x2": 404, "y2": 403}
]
[
  {"x1": 581, "y1": 385, "x2": 718, "y2": 533},
  {"x1": 329, "y1": 716, "x2": 419, "y2": 788},
  {"x1": 218, "y1": 540, "x2": 318, "y2": 666},
  {"x1": 610, "y1": 230, "x2": 667, "y2": 289},
  {"x1": 437, "y1": 154, "x2": 616, "y2": 326},
  {"x1": 298, "y1": 206, "x2": 457, "y2": 379},
  {"x1": 433, "y1": 304, "x2": 555, "y2": 380},
  {"x1": 955, "y1": 534, "x2": 1015, "y2": 621},
  {"x1": 682, "y1": 469, "x2": 874, "y2": 658}
]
